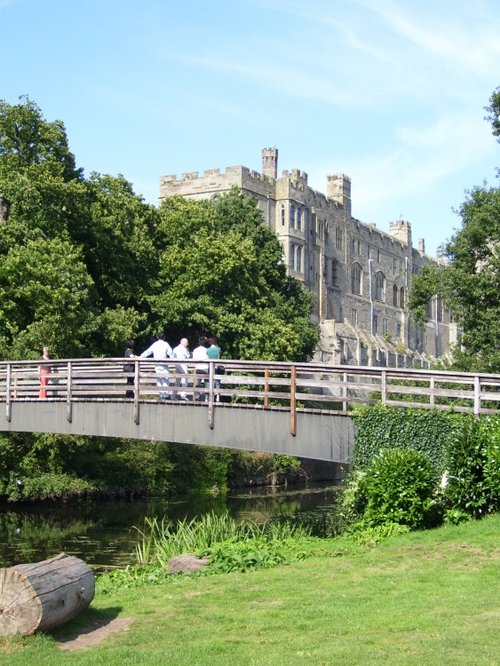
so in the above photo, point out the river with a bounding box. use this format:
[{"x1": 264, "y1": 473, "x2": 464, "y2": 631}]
[{"x1": 0, "y1": 483, "x2": 340, "y2": 570}]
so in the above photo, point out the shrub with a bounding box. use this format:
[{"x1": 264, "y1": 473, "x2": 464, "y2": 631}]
[
  {"x1": 349, "y1": 448, "x2": 440, "y2": 530},
  {"x1": 481, "y1": 416, "x2": 500, "y2": 510},
  {"x1": 444, "y1": 415, "x2": 499, "y2": 518},
  {"x1": 5, "y1": 472, "x2": 94, "y2": 501}
]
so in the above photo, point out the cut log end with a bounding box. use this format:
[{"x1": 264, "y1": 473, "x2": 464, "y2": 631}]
[{"x1": 0, "y1": 553, "x2": 95, "y2": 636}]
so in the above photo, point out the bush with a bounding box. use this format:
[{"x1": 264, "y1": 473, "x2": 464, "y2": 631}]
[
  {"x1": 482, "y1": 416, "x2": 500, "y2": 510},
  {"x1": 444, "y1": 415, "x2": 500, "y2": 518},
  {"x1": 346, "y1": 448, "x2": 440, "y2": 530},
  {"x1": 5, "y1": 472, "x2": 94, "y2": 501}
]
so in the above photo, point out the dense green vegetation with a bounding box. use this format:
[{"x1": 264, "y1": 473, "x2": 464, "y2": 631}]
[
  {"x1": 0, "y1": 96, "x2": 318, "y2": 501},
  {"x1": 345, "y1": 407, "x2": 499, "y2": 534}
]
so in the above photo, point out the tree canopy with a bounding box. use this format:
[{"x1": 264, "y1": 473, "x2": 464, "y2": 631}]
[
  {"x1": 148, "y1": 190, "x2": 318, "y2": 360},
  {"x1": 409, "y1": 89, "x2": 500, "y2": 372},
  {"x1": 0, "y1": 97, "x2": 318, "y2": 362}
]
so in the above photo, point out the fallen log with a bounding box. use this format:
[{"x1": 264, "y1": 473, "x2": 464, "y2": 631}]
[{"x1": 0, "y1": 552, "x2": 95, "y2": 636}]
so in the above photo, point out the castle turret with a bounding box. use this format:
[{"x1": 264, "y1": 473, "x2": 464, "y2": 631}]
[
  {"x1": 389, "y1": 219, "x2": 412, "y2": 247},
  {"x1": 327, "y1": 174, "x2": 351, "y2": 216},
  {"x1": 262, "y1": 147, "x2": 278, "y2": 179}
]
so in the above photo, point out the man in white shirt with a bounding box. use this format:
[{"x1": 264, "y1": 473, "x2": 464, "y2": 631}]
[
  {"x1": 172, "y1": 337, "x2": 190, "y2": 401},
  {"x1": 192, "y1": 336, "x2": 209, "y2": 402},
  {"x1": 140, "y1": 332, "x2": 173, "y2": 399}
]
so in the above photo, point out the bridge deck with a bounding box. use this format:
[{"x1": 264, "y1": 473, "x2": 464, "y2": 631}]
[{"x1": 0, "y1": 359, "x2": 498, "y2": 463}]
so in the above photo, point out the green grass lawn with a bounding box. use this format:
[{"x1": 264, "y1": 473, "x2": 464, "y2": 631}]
[{"x1": 1, "y1": 514, "x2": 499, "y2": 665}]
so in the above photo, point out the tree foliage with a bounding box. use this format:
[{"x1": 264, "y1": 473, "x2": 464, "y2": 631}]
[
  {"x1": 409, "y1": 89, "x2": 500, "y2": 372},
  {"x1": 149, "y1": 190, "x2": 319, "y2": 360}
]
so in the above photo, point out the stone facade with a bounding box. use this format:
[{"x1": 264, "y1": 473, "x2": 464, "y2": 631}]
[{"x1": 159, "y1": 148, "x2": 459, "y2": 367}]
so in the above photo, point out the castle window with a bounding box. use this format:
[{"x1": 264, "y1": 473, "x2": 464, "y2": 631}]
[
  {"x1": 374, "y1": 272, "x2": 385, "y2": 302},
  {"x1": 297, "y1": 208, "x2": 302, "y2": 231},
  {"x1": 393, "y1": 284, "x2": 399, "y2": 307},
  {"x1": 290, "y1": 205, "x2": 295, "y2": 228},
  {"x1": 400, "y1": 287, "x2": 405, "y2": 309},
  {"x1": 352, "y1": 238, "x2": 360, "y2": 255},
  {"x1": 436, "y1": 298, "x2": 442, "y2": 322},
  {"x1": 351, "y1": 263, "x2": 362, "y2": 295},
  {"x1": 336, "y1": 227, "x2": 343, "y2": 251},
  {"x1": 426, "y1": 299, "x2": 432, "y2": 320},
  {"x1": 296, "y1": 245, "x2": 303, "y2": 272},
  {"x1": 351, "y1": 308, "x2": 358, "y2": 325},
  {"x1": 396, "y1": 322, "x2": 402, "y2": 338},
  {"x1": 383, "y1": 318, "x2": 389, "y2": 335},
  {"x1": 281, "y1": 204, "x2": 285, "y2": 226},
  {"x1": 372, "y1": 314, "x2": 378, "y2": 333},
  {"x1": 331, "y1": 259, "x2": 338, "y2": 287},
  {"x1": 289, "y1": 243, "x2": 295, "y2": 270},
  {"x1": 377, "y1": 249, "x2": 381, "y2": 262}
]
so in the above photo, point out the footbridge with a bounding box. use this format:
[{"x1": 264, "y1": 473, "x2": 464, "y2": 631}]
[{"x1": 0, "y1": 359, "x2": 499, "y2": 463}]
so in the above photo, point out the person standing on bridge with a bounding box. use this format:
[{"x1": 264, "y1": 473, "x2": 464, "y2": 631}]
[
  {"x1": 123, "y1": 340, "x2": 137, "y2": 398},
  {"x1": 38, "y1": 346, "x2": 51, "y2": 399},
  {"x1": 172, "y1": 337, "x2": 190, "y2": 401},
  {"x1": 192, "y1": 336, "x2": 209, "y2": 402},
  {"x1": 140, "y1": 332, "x2": 173, "y2": 400},
  {"x1": 207, "y1": 336, "x2": 223, "y2": 400}
]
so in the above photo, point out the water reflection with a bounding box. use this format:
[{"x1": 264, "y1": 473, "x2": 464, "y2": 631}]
[{"x1": 0, "y1": 483, "x2": 339, "y2": 569}]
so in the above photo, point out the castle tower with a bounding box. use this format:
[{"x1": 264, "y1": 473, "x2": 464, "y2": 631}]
[
  {"x1": 327, "y1": 173, "x2": 351, "y2": 216},
  {"x1": 389, "y1": 219, "x2": 412, "y2": 247},
  {"x1": 262, "y1": 147, "x2": 278, "y2": 179}
]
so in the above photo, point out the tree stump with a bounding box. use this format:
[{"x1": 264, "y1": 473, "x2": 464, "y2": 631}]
[{"x1": 0, "y1": 552, "x2": 95, "y2": 636}]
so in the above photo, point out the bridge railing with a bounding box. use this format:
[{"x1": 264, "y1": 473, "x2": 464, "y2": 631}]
[{"x1": 0, "y1": 359, "x2": 499, "y2": 429}]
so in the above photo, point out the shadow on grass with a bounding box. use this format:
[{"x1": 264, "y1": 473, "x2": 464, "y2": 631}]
[{"x1": 52, "y1": 605, "x2": 127, "y2": 645}]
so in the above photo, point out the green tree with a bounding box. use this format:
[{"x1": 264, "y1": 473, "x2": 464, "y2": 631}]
[
  {"x1": 409, "y1": 90, "x2": 500, "y2": 372},
  {"x1": 149, "y1": 190, "x2": 319, "y2": 361},
  {"x1": 0, "y1": 98, "x2": 157, "y2": 358},
  {"x1": 0, "y1": 96, "x2": 81, "y2": 182},
  {"x1": 0, "y1": 235, "x2": 96, "y2": 358}
]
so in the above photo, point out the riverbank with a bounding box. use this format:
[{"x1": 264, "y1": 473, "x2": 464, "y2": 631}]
[
  {"x1": 0, "y1": 482, "x2": 341, "y2": 569},
  {"x1": 1, "y1": 514, "x2": 498, "y2": 664}
]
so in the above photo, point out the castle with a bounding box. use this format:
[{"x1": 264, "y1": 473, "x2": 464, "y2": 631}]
[{"x1": 159, "y1": 148, "x2": 459, "y2": 367}]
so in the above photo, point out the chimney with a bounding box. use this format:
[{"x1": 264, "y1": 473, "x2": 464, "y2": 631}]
[{"x1": 262, "y1": 147, "x2": 278, "y2": 179}]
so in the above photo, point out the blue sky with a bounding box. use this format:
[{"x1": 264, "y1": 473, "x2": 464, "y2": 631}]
[{"x1": 1, "y1": 0, "x2": 499, "y2": 256}]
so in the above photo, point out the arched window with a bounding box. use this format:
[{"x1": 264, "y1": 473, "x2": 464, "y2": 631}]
[
  {"x1": 393, "y1": 284, "x2": 399, "y2": 307},
  {"x1": 351, "y1": 263, "x2": 362, "y2": 295},
  {"x1": 296, "y1": 245, "x2": 303, "y2": 272},
  {"x1": 400, "y1": 287, "x2": 405, "y2": 309},
  {"x1": 281, "y1": 204, "x2": 285, "y2": 226},
  {"x1": 290, "y1": 205, "x2": 295, "y2": 228},
  {"x1": 374, "y1": 272, "x2": 385, "y2": 301},
  {"x1": 289, "y1": 243, "x2": 295, "y2": 270},
  {"x1": 297, "y1": 208, "x2": 302, "y2": 231}
]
